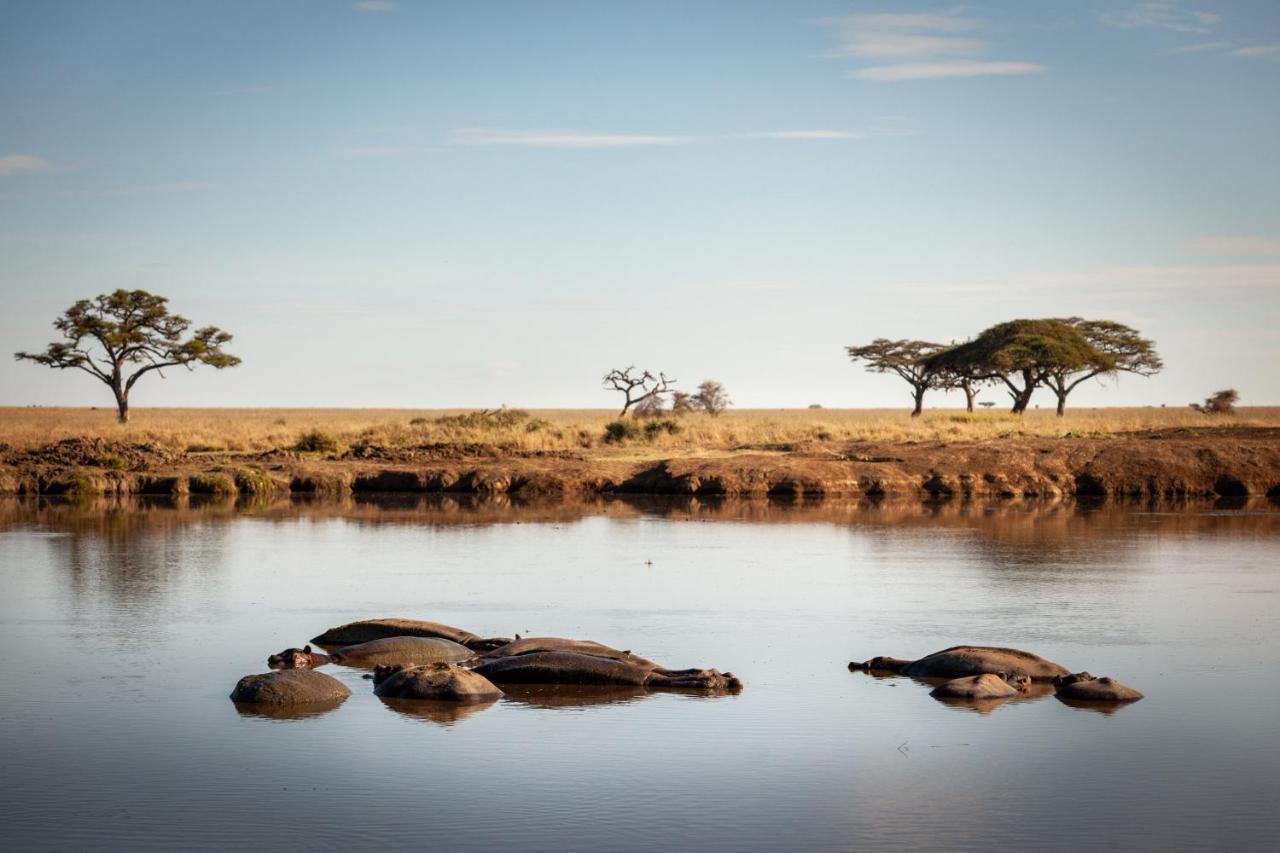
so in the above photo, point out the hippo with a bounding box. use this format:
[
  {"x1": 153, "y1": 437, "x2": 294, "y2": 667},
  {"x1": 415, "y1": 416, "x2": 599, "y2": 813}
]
[
  {"x1": 230, "y1": 669, "x2": 351, "y2": 706},
  {"x1": 849, "y1": 646, "x2": 1070, "y2": 682},
  {"x1": 1054, "y1": 674, "x2": 1143, "y2": 703},
  {"x1": 267, "y1": 645, "x2": 331, "y2": 669},
  {"x1": 929, "y1": 672, "x2": 1029, "y2": 700},
  {"x1": 479, "y1": 637, "x2": 659, "y2": 668},
  {"x1": 328, "y1": 636, "x2": 476, "y2": 668},
  {"x1": 312, "y1": 618, "x2": 510, "y2": 652},
  {"x1": 473, "y1": 650, "x2": 742, "y2": 691},
  {"x1": 372, "y1": 662, "x2": 504, "y2": 703}
]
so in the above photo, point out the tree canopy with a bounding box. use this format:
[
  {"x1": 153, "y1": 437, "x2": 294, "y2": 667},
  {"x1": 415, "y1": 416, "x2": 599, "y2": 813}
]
[
  {"x1": 845, "y1": 339, "x2": 946, "y2": 416},
  {"x1": 15, "y1": 289, "x2": 240, "y2": 422}
]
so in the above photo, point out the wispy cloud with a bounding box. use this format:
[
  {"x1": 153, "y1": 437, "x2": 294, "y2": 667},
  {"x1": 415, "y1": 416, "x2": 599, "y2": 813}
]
[
  {"x1": 448, "y1": 129, "x2": 696, "y2": 148},
  {"x1": 0, "y1": 154, "x2": 52, "y2": 177},
  {"x1": 820, "y1": 12, "x2": 1045, "y2": 82},
  {"x1": 353, "y1": 1, "x2": 397, "y2": 12},
  {"x1": 855, "y1": 61, "x2": 1046, "y2": 81},
  {"x1": 1160, "y1": 40, "x2": 1232, "y2": 55},
  {"x1": 1100, "y1": 2, "x2": 1221, "y2": 33},
  {"x1": 1188, "y1": 236, "x2": 1280, "y2": 257},
  {"x1": 1229, "y1": 43, "x2": 1280, "y2": 60}
]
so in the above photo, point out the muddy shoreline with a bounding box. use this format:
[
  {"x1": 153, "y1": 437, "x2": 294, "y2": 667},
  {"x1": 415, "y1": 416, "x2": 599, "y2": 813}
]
[{"x1": 4, "y1": 427, "x2": 1278, "y2": 500}]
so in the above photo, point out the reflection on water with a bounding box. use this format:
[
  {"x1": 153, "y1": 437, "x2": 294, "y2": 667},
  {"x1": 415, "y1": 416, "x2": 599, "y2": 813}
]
[
  {"x1": 1, "y1": 495, "x2": 1279, "y2": 852},
  {"x1": 233, "y1": 696, "x2": 350, "y2": 722}
]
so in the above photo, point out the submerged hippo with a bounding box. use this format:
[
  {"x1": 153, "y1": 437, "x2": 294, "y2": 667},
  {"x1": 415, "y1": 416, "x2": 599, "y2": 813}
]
[
  {"x1": 329, "y1": 636, "x2": 475, "y2": 668},
  {"x1": 1054, "y1": 674, "x2": 1144, "y2": 703},
  {"x1": 929, "y1": 672, "x2": 1030, "y2": 700},
  {"x1": 479, "y1": 637, "x2": 659, "y2": 668},
  {"x1": 849, "y1": 646, "x2": 1071, "y2": 682},
  {"x1": 473, "y1": 650, "x2": 742, "y2": 691},
  {"x1": 312, "y1": 618, "x2": 510, "y2": 652},
  {"x1": 267, "y1": 645, "x2": 331, "y2": 669},
  {"x1": 372, "y1": 662, "x2": 504, "y2": 703},
  {"x1": 230, "y1": 669, "x2": 351, "y2": 706}
]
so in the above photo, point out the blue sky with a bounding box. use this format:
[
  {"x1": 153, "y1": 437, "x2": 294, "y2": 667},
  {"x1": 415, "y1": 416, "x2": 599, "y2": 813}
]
[{"x1": 2, "y1": 0, "x2": 1277, "y2": 410}]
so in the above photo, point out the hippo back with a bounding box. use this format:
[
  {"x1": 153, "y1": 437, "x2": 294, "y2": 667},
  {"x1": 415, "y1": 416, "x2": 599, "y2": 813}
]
[
  {"x1": 480, "y1": 637, "x2": 659, "y2": 669},
  {"x1": 230, "y1": 669, "x2": 352, "y2": 706},
  {"x1": 312, "y1": 618, "x2": 495, "y2": 647},
  {"x1": 902, "y1": 646, "x2": 1070, "y2": 681},
  {"x1": 473, "y1": 651, "x2": 652, "y2": 686},
  {"x1": 330, "y1": 636, "x2": 475, "y2": 667}
]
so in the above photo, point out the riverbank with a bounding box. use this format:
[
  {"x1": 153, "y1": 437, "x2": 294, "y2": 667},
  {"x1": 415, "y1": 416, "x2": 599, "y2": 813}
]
[{"x1": 3, "y1": 425, "x2": 1277, "y2": 499}]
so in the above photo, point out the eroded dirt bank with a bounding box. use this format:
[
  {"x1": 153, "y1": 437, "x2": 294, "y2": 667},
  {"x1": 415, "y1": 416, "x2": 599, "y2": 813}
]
[{"x1": 2, "y1": 428, "x2": 1278, "y2": 500}]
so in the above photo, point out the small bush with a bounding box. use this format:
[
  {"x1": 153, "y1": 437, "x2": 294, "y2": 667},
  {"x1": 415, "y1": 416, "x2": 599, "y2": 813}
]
[
  {"x1": 409, "y1": 417, "x2": 429, "y2": 426},
  {"x1": 294, "y1": 429, "x2": 341, "y2": 453},
  {"x1": 435, "y1": 408, "x2": 529, "y2": 429},
  {"x1": 603, "y1": 419, "x2": 644, "y2": 443},
  {"x1": 643, "y1": 418, "x2": 682, "y2": 438},
  {"x1": 525, "y1": 418, "x2": 553, "y2": 433}
]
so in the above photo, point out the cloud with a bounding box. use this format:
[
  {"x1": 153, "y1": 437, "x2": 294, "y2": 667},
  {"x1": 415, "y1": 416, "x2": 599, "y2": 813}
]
[
  {"x1": 854, "y1": 61, "x2": 1045, "y2": 81},
  {"x1": 353, "y1": 1, "x2": 397, "y2": 11},
  {"x1": 0, "y1": 154, "x2": 51, "y2": 177},
  {"x1": 448, "y1": 129, "x2": 696, "y2": 148},
  {"x1": 1100, "y1": 2, "x2": 1221, "y2": 33},
  {"x1": 1160, "y1": 40, "x2": 1232, "y2": 55},
  {"x1": 1188, "y1": 236, "x2": 1280, "y2": 257},
  {"x1": 819, "y1": 12, "x2": 1043, "y2": 82},
  {"x1": 1230, "y1": 43, "x2": 1280, "y2": 59}
]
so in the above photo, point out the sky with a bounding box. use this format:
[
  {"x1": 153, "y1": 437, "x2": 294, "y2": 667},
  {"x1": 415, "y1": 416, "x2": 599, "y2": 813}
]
[{"x1": 1, "y1": 0, "x2": 1278, "y2": 411}]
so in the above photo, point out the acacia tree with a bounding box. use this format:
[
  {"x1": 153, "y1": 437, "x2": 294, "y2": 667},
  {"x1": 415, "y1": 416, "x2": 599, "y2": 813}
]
[
  {"x1": 1040, "y1": 318, "x2": 1162, "y2": 415},
  {"x1": 693, "y1": 380, "x2": 732, "y2": 416},
  {"x1": 15, "y1": 289, "x2": 240, "y2": 423},
  {"x1": 1191, "y1": 389, "x2": 1238, "y2": 415},
  {"x1": 926, "y1": 320, "x2": 1105, "y2": 414},
  {"x1": 602, "y1": 366, "x2": 675, "y2": 416},
  {"x1": 845, "y1": 339, "x2": 945, "y2": 417}
]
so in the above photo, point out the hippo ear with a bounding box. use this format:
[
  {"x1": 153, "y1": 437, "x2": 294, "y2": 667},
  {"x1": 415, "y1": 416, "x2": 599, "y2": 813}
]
[{"x1": 304, "y1": 645, "x2": 311, "y2": 653}]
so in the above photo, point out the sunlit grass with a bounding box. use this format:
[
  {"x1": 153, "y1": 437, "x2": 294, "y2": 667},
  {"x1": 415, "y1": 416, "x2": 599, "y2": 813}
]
[{"x1": 1, "y1": 405, "x2": 1274, "y2": 458}]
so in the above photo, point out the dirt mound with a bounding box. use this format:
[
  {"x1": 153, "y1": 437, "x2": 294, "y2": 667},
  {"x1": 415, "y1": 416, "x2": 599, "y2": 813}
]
[{"x1": 0, "y1": 437, "x2": 181, "y2": 471}]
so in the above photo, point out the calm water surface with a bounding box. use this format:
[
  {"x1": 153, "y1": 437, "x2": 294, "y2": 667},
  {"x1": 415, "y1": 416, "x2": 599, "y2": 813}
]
[{"x1": 1, "y1": 496, "x2": 1278, "y2": 852}]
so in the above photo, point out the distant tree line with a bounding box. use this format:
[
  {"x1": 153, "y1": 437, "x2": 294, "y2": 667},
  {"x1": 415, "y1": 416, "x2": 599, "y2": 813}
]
[{"x1": 846, "y1": 318, "x2": 1162, "y2": 416}]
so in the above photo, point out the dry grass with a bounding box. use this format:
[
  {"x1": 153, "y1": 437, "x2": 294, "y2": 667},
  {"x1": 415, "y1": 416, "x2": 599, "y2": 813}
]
[{"x1": 1, "y1": 405, "x2": 1276, "y2": 459}]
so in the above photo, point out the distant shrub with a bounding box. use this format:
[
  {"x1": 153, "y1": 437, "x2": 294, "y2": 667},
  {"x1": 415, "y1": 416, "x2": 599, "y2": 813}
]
[
  {"x1": 294, "y1": 429, "x2": 341, "y2": 453},
  {"x1": 525, "y1": 418, "x2": 553, "y2": 432},
  {"x1": 670, "y1": 391, "x2": 696, "y2": 416},
  {"x1": 693, "y1": 380, "x2": 731, "y2": 416},
  {"x1": 808, "y1": 403, "x2": 823, "y2": 409},
  {"x1": 603, "y1": 419, "x2": 644, "y2": 443},
  {"x1": 643, "y1": 418, "x2": 682, "y2": 438},
  {"x1": 409, "y1": 417, "x2": 429, "y2": 426},
  {"x1": 1190, "y1": 389, "x2": 1238, "y2": 415},
  {"x1": 435, "y1": 408, "x2": 529, "y2": 429},
  {"x1": 632, "y1": 395, "x2": 669, "y2": 418}
]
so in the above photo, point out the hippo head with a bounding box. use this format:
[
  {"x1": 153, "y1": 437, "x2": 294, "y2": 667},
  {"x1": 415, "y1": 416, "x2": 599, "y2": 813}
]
[
  {"x1": 1000, "y1": 671, "x2": 1032, "y2": 692},
  {"x1": 268, "y1": 645, "x2": 322, "y2": 670},
  {"x1": 1053, "y1": 671, "x2": 1095, "y2": 689},
  {"x1": 372, "y1": 663, "x2": 406, "y2": 686}
]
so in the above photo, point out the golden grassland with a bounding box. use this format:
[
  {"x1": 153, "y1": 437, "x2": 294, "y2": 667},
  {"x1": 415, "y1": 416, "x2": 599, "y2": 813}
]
[{"x1": 1, "y1": 405, "x2": 1276, "y2": 459}]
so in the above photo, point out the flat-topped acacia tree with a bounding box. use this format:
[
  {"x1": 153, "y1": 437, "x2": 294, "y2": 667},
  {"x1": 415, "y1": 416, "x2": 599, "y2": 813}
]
[
  {"x1": 15, "y1": 289, "x2": 240, "y2": 423},
  {"x1": 845, "y1": 339, "x2": 946, "y2": 417}
]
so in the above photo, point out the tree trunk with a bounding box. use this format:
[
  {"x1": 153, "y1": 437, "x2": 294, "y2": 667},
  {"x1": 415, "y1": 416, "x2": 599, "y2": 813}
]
[
  {"x1": 1055, "y1": 392, "x2": 1067, "y2": 417},
  {"x1": 113, "y1": 383, "x2": 130, "y2": 423},
  {"x1": 911, "y1": 386, "x2": 925, "y2": 417},
  {"x1": 962, "y1": 380, "x2": 975, "y2": 413},
  {"x1": 1009, "y1": 370, "x2": 1036, "y2": 414}
]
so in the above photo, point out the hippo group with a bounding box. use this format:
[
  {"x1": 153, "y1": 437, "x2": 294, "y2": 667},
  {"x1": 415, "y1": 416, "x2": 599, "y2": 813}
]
[
  {"x1": 231, "y1": 617, "x2": 743, "y2": 718},
  {"x1": 849, "y1": 645, "x2": 1144, "y2": 712}
]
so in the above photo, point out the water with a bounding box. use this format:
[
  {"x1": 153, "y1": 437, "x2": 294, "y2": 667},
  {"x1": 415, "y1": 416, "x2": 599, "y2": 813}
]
[{"x1": 2, "y1": 496, "x2": 1278, "y2": 852}]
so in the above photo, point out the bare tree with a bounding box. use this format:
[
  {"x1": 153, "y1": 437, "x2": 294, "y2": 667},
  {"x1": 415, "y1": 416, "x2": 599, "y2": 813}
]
[
  {"x1": 602, "y1": 366, "x2": 675, "y2": 416},
  {"x1": 15, "y1": 289, "x2": 239, "y2": 423},
  {"x1": 693, "y1": 380, "x2": 732, "y2": 416},
  {"x1": 670, "y1": 390, "x2": 696, "y2": 416}
]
